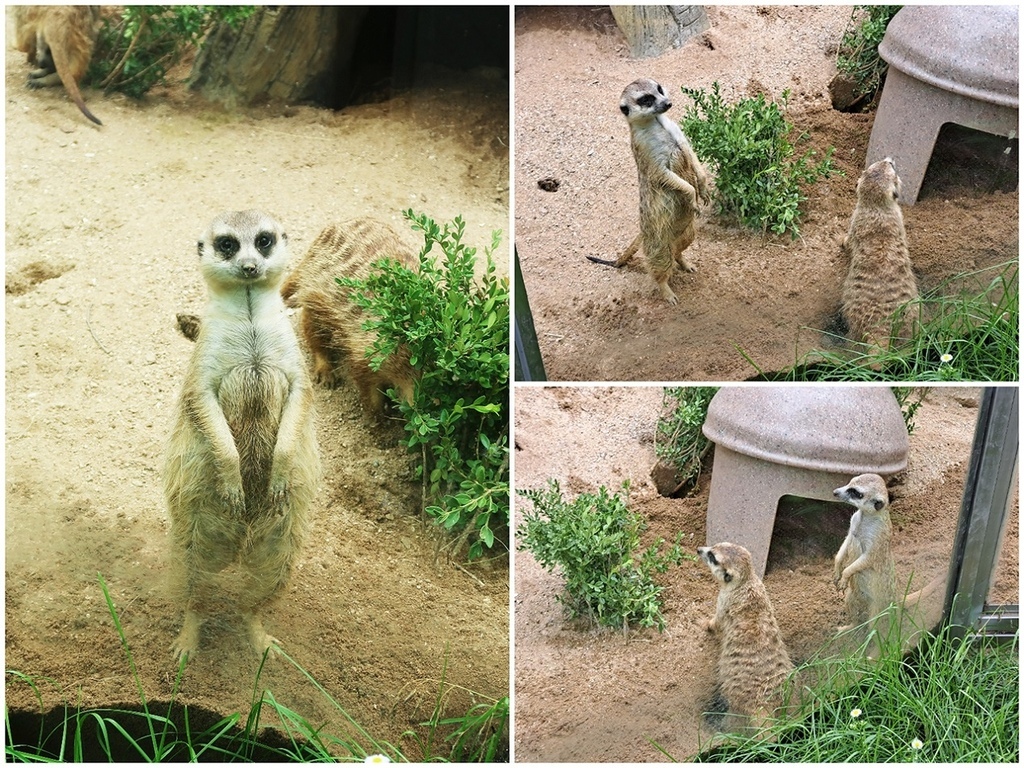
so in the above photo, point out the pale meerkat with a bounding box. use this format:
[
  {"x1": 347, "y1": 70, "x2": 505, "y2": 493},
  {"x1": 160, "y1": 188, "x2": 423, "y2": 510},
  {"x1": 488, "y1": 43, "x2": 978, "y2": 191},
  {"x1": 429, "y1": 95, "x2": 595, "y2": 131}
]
[
  {"x1": 840, "y1": 158, "x2": 920, "y2": 355},
  {"x1": 832, "y1": 473, "x2": 897, "y2": 633},
  {"x1": 14, "y1": 6, "x2": 103, "y2": 125},
  {"x1": 698, "y1": 542, "x2": 793, "y2": 735},
  {"x1": 164, "y1": 210, "x2": 320, "y2": 662},
  {"x1": 280, "y1": 217, "x2": 418, "y2": 412},
  {"x1": 587, "y1": 77, "x2": 712, "y2": 305}
]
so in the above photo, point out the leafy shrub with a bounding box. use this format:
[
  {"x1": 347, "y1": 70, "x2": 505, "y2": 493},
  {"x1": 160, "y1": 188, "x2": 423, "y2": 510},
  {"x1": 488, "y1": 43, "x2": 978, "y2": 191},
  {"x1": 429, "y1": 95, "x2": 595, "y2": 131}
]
[
  {"x1": 654, "y1": 387, "x2": 718, "y2": 489},
  {"x1": 88, "y1": 6, "x2": 256, "y2": 98},
  {"x1": 680, "y1": 82, "x2": 839, "y2": 237},
  {"x1": 836, "y1": 6, "x2": 902, "y2": 103},
  {"x1": 517, "y1": 480, "x2": 691, "y2": 631},
  {"x1": 341, "y1": 211, "x2": 509, "y2": 560}
]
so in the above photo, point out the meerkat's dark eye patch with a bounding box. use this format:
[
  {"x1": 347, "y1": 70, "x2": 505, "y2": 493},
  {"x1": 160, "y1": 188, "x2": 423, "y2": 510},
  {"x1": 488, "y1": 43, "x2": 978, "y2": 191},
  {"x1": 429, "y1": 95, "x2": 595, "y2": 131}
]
[
  {"x1": 637, "y1": 94, "x2": 656, "y2": 108},
  {"x1": 254, "y1": 231, "x2": 276, "y2": 256},
  {"x1": 214, "y1": 235, "x2": 240, "y2": 259},
  {"x1": 847, "y1": 487, "x2": 863, "y2": 500},
  {"x1": 706, "y1": 550, "x2": 718, "y2": 565}
]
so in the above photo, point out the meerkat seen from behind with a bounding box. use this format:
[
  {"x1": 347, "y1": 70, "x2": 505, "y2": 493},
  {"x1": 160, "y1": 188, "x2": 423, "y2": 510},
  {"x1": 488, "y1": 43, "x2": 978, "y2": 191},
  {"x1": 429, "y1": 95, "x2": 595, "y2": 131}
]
[
  {"x1": 840, "y1": 158, "x2": 920, "y2": 355},
  {"x1": 698, "y1": 542, "x2": 793, "y2": 736},
  {"x1": 280, "y1": 217, "x2": 418, "y2": 412},
  {"x1": 587, "y1": 77, "x2": 712, "y2": 305},
  {"x1": 14, "y1": 6, "x2": 102, "y2": 125},
  {"x1": 164, "y1": 210, "x2": 320, "y2": 662},
  {"x1": 832, "y1": 473, "x2": 897, "y2": 635}
]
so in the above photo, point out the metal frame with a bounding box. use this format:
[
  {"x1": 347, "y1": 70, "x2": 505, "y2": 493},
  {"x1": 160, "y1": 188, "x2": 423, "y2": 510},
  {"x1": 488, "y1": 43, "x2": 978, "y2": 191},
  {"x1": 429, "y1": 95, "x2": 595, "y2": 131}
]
[{"x1": 943, "y1": 386, "x2": 1019, "y2": 640}]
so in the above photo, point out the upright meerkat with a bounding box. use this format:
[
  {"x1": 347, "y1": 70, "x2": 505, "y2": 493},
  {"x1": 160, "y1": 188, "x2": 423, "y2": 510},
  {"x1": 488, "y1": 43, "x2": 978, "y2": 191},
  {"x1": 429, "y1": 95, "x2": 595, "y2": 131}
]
[
  {"x1": 587, "y1": 77, "x2": 712, "y2": 305},
  {"x1": 698, "y1": 542, "x2": 793, "y2": 735},
  {"x1": 165, "y1": 210, "x2": 320, "y2": 661},
  {"x1": 832, "y1": 473, "x2": 897, "y2": 633},
  {"x1": 840, "y1": 158, "x2": 920, "y2": 354},
  {"x1": 280, "y1": 217, "x2": 418, "y2": 412},
  {"x1": 14, "y1": 6, "x2": 102, "y2": 125}
]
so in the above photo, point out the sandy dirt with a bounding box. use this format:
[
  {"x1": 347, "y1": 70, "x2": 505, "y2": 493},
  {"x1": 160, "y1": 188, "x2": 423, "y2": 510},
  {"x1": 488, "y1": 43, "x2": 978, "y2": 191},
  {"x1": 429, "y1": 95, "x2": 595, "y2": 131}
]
[
  {"x1": 513, "y1": 385, "x2": 1018, "y2": 762},
  {"x1": 4, "y1": 17, "x2": 509, "y2": 759},
  {"x1": 514, "y1": 6, "x2": 1018, "y2": 381}
]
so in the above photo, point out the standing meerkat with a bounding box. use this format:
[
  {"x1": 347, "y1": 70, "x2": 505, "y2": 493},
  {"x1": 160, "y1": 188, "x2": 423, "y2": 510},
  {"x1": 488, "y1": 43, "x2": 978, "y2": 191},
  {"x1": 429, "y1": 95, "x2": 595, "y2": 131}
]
[
  {"x1": 165, "y1": 210, "x2": 320, "y2": 661},
  {"x1": 698, "y1": 542, "x2": 793, "y2": 735},
  {"x1": 14, "y1": 6, "x2": 102, "y2": 126},
  {"x1": 280, "y1": 217, "x2": 418, "y2": 412},
  {"x1": 587, "y1": 77, "x2": 712, "y2": 305},
  {"x1": 840, "y1": 158, "x2": 920, "y2": 355},
  {"x1": 832, "y1": 473, "x2": 897, "y2": 634}
]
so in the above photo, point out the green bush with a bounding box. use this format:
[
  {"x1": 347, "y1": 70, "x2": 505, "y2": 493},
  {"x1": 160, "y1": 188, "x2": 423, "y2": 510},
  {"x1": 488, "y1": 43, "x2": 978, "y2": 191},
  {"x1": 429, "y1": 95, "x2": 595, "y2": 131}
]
[
  {"x1": 88, "y1": 6, "x2": 256, "y2": 98},
  {"x1": 654, "y1": 387, "x2": 718, "y2": 489},
  {"x1": 680, "y1": 82, "x2": 839, "y2": 238},
  {"x1": 340, "y1": 211, "x2": 509, "y2": 560},
  {"x1": 836, "y1": 6, "x2": 902, "y2": 103},
  {"x1": 517, "y1": 480, "x2": 690, "y2": 631}
]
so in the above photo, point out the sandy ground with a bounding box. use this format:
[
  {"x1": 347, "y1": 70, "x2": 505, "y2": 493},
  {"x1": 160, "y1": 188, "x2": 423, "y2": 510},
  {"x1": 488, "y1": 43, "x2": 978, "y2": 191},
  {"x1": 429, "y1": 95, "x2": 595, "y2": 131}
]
[
  {"x1": 512, "y1": 385, "x2": 1018, "y2": 762},
  {"x1": 4, "y1": 15, "x2": 509, "y2": 759},
  {"x1": 514, "y1": 6, "x2": 1018, "y2": 381}
]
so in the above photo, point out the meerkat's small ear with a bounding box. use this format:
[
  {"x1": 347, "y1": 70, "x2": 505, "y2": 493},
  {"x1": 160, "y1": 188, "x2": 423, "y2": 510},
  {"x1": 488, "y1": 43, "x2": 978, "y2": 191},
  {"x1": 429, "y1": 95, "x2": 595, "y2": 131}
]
[
  {"x1": 723, "y1": 569, "x2": 733, "y2": 584},
  {"x1": 196, "y1": 241, "x2": 203, "y2": 257},
  {"x1": 873, "y1": 499, "x2": 886, "y2": 511},
  {"x1": 620, "y1": 103, "x2": 630, "y2": 117}
]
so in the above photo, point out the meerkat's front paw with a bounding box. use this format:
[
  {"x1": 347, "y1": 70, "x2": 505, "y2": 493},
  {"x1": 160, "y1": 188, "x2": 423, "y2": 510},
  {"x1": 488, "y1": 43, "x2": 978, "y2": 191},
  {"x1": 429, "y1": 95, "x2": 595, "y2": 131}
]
[{"x1": 703, "y1": 617, "x2": 718, "y2": 633}]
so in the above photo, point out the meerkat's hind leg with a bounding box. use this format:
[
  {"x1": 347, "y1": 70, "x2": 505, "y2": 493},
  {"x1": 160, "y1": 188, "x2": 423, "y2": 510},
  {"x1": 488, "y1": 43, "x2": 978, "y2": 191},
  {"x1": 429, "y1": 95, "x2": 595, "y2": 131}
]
[
  {"x1": 172, "y1": 609, "x2": 202, "y2": 662},
  {"x1": 586, "y1": 232, "x2": 641, "y2": 268},
  {"x1": 672, "y1": 223, "x2": 697, "y2": 273},
  {"x1": 244, "y1": 613, "x2": 281, "y2": 657}
]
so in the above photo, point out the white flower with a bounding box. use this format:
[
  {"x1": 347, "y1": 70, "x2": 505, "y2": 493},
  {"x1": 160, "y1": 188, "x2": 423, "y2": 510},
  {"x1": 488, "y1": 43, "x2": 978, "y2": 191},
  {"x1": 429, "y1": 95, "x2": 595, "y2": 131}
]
[
  {"x1": 364, "y1": 755, "x2": 391, "y2": 764},
  {"x1": 850, "y1": 707, "x2": 862, "y2": 718},
  {"x1": 940, "y1": 353, "x2": 953, "y2": 364},
  {"x1": 910, "y1": 738, "x2": 924, "y2": 750}
]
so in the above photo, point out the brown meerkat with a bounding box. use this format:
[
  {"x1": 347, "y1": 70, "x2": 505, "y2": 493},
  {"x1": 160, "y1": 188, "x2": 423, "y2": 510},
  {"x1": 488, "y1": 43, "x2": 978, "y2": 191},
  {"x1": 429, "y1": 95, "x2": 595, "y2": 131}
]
[
  {"x1": 164, "y1": 210, "x2": 320, "y2": 661},
  {"x1": 698, "y1": 542, "x2": 793, "y2": 735},
  {"x1": 587, "y1": 77, "x2": 712, "y2": 305},
  {"x1": 280, "y1": 217, "x2": 418, "y2": 412},
  {"x1": 832, "y1": 473, "x2": 897, "y2": 633},
  {"x1": 14, "y1": 6, "x2": 102, "y2": 125},
  {"x1": 840, "y1": 157, "x2": 920, "y2": 354}
]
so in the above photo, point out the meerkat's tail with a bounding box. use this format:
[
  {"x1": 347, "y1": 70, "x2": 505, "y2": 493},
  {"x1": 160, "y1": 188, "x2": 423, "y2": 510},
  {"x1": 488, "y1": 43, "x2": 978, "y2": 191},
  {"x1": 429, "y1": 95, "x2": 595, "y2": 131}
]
[
  {"x1": 49, "y1": 42, "x2": 101, "y2": 126},
  {"x1": 586, "y1": 255, "x2": 624, "y2": 268}
]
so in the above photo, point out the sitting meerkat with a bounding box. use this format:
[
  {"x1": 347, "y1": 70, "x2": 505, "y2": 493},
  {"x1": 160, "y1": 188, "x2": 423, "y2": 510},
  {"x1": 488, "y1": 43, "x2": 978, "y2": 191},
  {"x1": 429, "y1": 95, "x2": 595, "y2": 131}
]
[
  {"x1": 833, "y1": 473, "x2": 897, "y2": 634},
  {"x1": 840, "y1": 158, "x2": 920, "y2": 355},
  {"x1": 698, "y1": 542, "x2": 793, "y2": 736},
  {"x1": 164, "y1": 210, "x2": 320, "y2": 662},
  {"x1": 280, "y1": 218, "x2": 418, "y2": 412},
  {"x1": 587, "y1": 77, "x2": 712, "y2": 305}
]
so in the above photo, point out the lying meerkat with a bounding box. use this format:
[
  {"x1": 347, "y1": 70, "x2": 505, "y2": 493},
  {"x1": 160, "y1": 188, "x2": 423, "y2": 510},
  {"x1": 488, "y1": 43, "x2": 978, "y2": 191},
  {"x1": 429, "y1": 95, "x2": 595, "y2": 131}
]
[
  {"x1": 840, "y1": 158, "x2": 920, "y2": 355},
  {"x1": 280, "y1": 217, "x2": 418, "y2": 412},
  {"x1": 164, "y1": 210, "x2": 320, "y2": 661},
  {"x1": 833, "y1": 473, "x2": 897, "y2": 634},
  {"x1": 587, "y1": 77, "x2": 712, "y2": 305},
  {"x1": 14, "y1": 6, "x2": 103, "y2": 125},
  {"x1": 698, "y1": 542, "x2": 793, "y2": 736}
]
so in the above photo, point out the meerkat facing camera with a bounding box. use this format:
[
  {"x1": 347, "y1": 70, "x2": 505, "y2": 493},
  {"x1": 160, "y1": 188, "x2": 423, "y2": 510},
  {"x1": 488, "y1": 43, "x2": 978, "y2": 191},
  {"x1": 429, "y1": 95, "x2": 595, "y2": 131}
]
[
  {"x1": 164, "y1": 210, "x2": 320, "y2": 661},
  {"x1": 840, "y1": 158, "x2": 920, "y2": 355},
  {"x1": 833, "y1": 473, "x2": 897, "y2": 636},
  {"x1": 587, "y1": 77, "x2": 712, "y2": 305},
  {"x1": 698, "y1": 542, "x2": 793, "y2": 736}
]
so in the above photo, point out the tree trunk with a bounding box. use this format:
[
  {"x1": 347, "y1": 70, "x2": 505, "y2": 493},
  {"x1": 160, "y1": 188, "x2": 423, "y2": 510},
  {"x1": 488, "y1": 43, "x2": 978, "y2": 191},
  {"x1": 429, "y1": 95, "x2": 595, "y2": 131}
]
[
  {"x1": 189, "y1": 6, "x2": 368, "y2": 108},
  {"x1": 609, "y1": 5, "x2": 710, "y2": 59}
]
